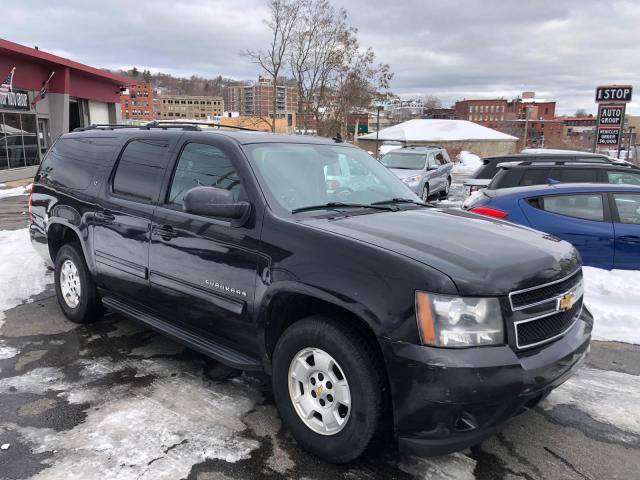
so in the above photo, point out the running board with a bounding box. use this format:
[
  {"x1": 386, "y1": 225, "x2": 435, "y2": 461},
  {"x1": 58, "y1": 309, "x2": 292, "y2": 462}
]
[{"x1": 101, "y1": 296, "x2": 262, "y2": 371}]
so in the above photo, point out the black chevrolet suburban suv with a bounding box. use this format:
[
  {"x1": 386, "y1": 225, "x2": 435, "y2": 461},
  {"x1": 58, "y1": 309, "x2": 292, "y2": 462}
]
[{"x1": 29, "y1": 124, "x2": 592, "y2": 463}]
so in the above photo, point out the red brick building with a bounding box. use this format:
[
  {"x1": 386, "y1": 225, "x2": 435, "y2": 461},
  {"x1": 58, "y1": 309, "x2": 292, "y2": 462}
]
[
  {"x1": 455, "y1": 99, "x2": 509, "y2": 130},
  {"x1": 120, "y1": 81, "x2": 154, "y2": 121}
]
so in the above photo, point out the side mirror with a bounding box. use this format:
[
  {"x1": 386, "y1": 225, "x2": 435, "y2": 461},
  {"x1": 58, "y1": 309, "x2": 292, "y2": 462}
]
[{"x1": 183, "y1": 186, "x2": 250, "y2": 221}]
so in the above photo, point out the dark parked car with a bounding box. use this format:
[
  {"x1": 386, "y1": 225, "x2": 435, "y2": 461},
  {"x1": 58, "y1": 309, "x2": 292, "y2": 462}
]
[
  {"x1": 30, "y1": 124, "x2": 591, "y2": 463},
  {"x1": 464, "y1": 183, "x2": 640, "y2": 270},
  {"x1": 380, "y1": 146, "x2": 453, "y2": 200},
  {"x1": 464, "y1": 152, "x2": 629, "y2": 195}
]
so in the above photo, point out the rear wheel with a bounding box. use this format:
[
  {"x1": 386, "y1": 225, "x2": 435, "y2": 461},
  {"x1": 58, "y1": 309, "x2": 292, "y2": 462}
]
[
  {"x1": 54, "y1": 243, "x2": 102, "y2": 323},
  {"x1": 440, "y1": 177, "x2": 451, "y2": 198},
  {"x1": 272, "y1": 315, "x2": 384, "y2": 463}
]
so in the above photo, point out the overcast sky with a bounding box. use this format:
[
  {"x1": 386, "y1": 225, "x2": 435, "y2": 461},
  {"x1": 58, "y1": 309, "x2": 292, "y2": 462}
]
[{"x1": 4, "y1": 0, "x2": 639, "y2": 115}]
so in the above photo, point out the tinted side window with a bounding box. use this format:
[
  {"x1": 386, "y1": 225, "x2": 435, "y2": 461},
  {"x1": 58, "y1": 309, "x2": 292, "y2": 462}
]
[
  {"x1": 541, "y1": 194, "x2": 604, "y2": 221},
  {"x1": 435, "y1": 153, "x2": 447, "y2": 165},
  {"x1": 168, "y1": 143, "x2": 241, "y2": 207},
  {"x1": 519, "y1": 168, "x2": 551, "y2": 186},
  {"x1": 40, "y1": 137, "x2": 117, "y2": 191},
  {"x1": 559, "y1": 169, "x2": 598, "y2": 183},
  {"x1": 613, "y1": 194, "x2": 640, "y2": 224},
  {"x1": 607, "y1": 170, "x2": 640, "y2": 185},
  {"x1": 112, "y1": 139, "x2": 169, "y2": 201}
]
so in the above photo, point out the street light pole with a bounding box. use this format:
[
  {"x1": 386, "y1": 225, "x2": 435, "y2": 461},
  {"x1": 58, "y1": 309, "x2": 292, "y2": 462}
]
[{"x1": 375, "y1": 105, "x2": 382, "y2": 158}]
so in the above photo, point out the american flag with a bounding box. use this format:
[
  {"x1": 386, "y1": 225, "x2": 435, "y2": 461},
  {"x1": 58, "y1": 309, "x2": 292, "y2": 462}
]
[{"x1": 0, "y1": 67, "x2": 15, "y2": 99}]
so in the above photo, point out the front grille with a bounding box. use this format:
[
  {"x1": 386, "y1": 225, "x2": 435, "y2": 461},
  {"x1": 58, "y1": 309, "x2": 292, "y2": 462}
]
[
  {"x1": 515, "y1": 299, "x2": 582, "y2": 349},
  {"x1": 510, "y1": 270, "x2": 582, "y2": 310}
]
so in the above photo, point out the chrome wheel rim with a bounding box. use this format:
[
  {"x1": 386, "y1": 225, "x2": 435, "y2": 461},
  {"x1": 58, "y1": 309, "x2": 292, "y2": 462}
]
[
  {"x1": 288, "y1": 347, "x2": 351, "y2": 435},
  {"x1": 60, "y1": 259, "x2": 81, "y2": 309}
]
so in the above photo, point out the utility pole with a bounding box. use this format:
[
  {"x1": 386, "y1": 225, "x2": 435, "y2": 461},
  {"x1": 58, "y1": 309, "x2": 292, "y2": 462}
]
[
  {"x1": 522, "y1": 105, "x2": 533, "y2": 150},
  {"x1": 617, "y1": 105, "x2": 627, "y2": 159},
  {"x1": 626, "y1": 126, "x2": 635, "y2": 161},
  {"x1": 375, "y1": 104, "x2": 383, "y2": 158}
]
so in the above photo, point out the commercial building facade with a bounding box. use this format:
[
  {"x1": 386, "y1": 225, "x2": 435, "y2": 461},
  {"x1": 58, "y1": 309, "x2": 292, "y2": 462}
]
[
  {"x1": 159, "y1": 95, "x2": 224, "y2": 119},
  {"x1": 0, "y1": 38, "x2": 127, "y2": 177},
  {"x1": 121, "y1": 81, "x2": 154, "y2": 121}
]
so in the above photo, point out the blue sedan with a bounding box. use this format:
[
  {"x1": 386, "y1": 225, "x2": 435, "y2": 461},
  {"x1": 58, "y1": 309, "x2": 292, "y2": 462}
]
[{"x1": 464, "y1": 183, "x2": 640, "y2": 270}]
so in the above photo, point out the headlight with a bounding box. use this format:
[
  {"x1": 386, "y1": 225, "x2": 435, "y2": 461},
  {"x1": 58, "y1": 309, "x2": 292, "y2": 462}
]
[
  {"x1": 402, "y1": 175, "x2": 423, "y2": 184},
  {"x1": 415, "y1": 292, "x2": 504, "y2": 347}
]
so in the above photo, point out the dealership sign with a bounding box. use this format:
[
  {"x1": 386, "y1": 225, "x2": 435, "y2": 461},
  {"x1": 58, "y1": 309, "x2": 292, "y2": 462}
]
[
  {"x1": 595, "y1": 85, "x2": 632, "y2": 149},
  {"x1": 0, "y1": 89, "x2": 30, "y2": 111}
]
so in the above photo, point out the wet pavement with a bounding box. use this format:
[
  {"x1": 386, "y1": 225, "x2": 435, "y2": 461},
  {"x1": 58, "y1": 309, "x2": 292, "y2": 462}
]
[{"x1": 1, "y1": 181, "x2": 639, "y2": 480}]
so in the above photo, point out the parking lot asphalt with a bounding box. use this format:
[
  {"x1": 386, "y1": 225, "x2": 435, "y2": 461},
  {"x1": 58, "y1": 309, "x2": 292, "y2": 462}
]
[{"x1": 1, "y1": 179, "x2": 639, "y2": 480}]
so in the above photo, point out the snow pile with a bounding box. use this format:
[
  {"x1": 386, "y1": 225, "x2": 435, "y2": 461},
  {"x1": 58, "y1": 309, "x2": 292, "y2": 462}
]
[
  {"x1": 0, "y1": 185, "x2": 28, "y2": 199},
  {"x1": 583, "y1": 267, "x2": 640, "y2": 344},
  {"x1": 360, "y1": 119, "x2": 518, "y2": 142},
  {"x1": 453, "y1": 151, "x2": 482, "y2": 175},
  {"x1": 0, "y1": 228, "x2": 52, "y2": 328}
]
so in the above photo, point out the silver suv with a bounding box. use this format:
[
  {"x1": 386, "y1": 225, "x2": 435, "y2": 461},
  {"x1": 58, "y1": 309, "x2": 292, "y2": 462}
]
[{"x1": 380, "y1": 146, "x2": 453, "y2": 200}]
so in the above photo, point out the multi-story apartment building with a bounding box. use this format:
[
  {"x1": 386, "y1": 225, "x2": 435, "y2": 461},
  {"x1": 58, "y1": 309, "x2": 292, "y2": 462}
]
[
  {"x1": 159, "y1": 95, "x2": 224, "y2": 119},
  {"x1": 120, "y1": 82, "x2": 154, "y2": 121},
  {"x1": 224, "y1": 77, "x2": 297, "y2": 129}
]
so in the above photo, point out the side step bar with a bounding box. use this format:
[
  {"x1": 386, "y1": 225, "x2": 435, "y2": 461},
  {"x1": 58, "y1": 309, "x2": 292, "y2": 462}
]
[{"x1": 102, "y1": 296, "x2": 263, "y2": 371}]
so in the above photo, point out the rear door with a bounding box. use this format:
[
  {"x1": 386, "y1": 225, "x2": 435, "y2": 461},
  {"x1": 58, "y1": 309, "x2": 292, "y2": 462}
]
[
  {"x1": 606, "y1": 170, "x2": 640, "y2": 186},
  {"x1": 148, "y1": 135, "x2": 263, "y2": 353},
  {"x1": 425, "y1": 154, "x2": 442, "y2": 191},
  {"x1": 610, "y1": 192, "x2": 640, "y2": 269},
  {"x1": 522, "y1": 193, "x2": 614, "y2": 269},
  {"x1": 93, "y1": 135, "x2": 177, "y2": 301}
]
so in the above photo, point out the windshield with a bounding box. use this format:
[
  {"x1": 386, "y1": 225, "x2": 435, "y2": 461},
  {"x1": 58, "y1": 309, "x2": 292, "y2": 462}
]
[
  {"x1": 245, "y1": 143, "x2": 421, "y2": 213},
  {"x1": 380, "y1": 152, "x2": 426, "y2": 170}
]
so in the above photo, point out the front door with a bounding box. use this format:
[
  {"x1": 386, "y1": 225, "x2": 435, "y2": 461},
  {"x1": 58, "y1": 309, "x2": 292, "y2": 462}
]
[
  {"x1": 611, "y1": 192, "x2": 640, "y2": 269},
  {"x1": 93, "y1": 136, "x2": 175, "y2": 301},
  {"x1": 148, "y1": 138, "x2": 262, "y2": 354},
  {"x1": 425, "y1": 154, "x2": 442, "y2": 192}
]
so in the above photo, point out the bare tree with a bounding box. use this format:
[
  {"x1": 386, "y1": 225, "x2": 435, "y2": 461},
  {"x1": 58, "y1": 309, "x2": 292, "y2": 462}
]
[
  {"x1": 243, "y1": 0, "x2": 301, "y2": 131},
  {"x1": 289, "y1": 0, "x2": 354, "y2": 133},
  {"x1": 574, "y1": 108, "x2": 590, "y2": 117},
  {"x1": 423, "y1": 95, "x2": 442, "y2": 109}
]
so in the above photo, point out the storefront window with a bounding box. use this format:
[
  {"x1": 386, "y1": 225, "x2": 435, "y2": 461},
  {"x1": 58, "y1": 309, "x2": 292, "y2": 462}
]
[{"x1": 0, "y1": 112, "x2": 40, "y2": 170}]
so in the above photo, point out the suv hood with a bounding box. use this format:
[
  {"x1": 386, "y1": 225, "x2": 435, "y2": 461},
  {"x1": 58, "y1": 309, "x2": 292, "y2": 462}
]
[
  {"x1": 304, "y1": 208, "x2": 580, "y2": 296},
  {"x1": 388, "y1": 168, "x2": 424, "y2": 179}
]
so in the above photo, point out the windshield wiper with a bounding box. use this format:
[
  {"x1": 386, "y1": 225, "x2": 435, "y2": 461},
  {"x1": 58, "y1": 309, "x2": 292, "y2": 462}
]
[
  {"x1": 371, "y1": 198, "x2": 429, "y2": 206},
  {"x1": 291, "y1": 202, "x2": 397, "y2": 214}
]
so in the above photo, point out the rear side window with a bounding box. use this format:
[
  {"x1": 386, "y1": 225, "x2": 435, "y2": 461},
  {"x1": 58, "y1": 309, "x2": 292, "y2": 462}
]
[
  {"x1": 558, "y1": 169, "x2": 599, "y2": 183},
  {"x1": 39, "y1": 137, "x2": 117, "y2": 191},
  {"x1": 540, "y1": 194, "x2": 604, "y2": 221},
  {"x1": 607, "y1": 170, "x2": 640, "y2": 185},
  {"x1": 519, "y1": 168, "x2": 552, "y2": 186},
  {"x1": 112, "y1": 139, "x2": 169, "y2": 201},
  {"x1": 435, "y1": 152, "x2": 448, "y2": 165}
]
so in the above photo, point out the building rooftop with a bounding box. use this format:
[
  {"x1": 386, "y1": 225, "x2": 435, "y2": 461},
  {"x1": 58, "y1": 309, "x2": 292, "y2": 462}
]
[{"x1": 359, "y1": 119, "x2": 518, "y2": 142}]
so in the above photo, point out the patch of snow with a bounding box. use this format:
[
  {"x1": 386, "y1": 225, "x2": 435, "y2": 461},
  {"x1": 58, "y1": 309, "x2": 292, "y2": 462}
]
[
  {"x1": 399, "y1": 453, "x2": 477, "y2": 480},
  {"x1": 542, "y1": 367, "x2": 640, "y2": 437},
  {"x1": 1, "y1": 357, "x2": 263, "y2": 480},
  {"x1": 0, "y1": 229, "x2": 53, "y2": 329},
  {"x1": 0, "y1": 341, "x2": 20, "y2": 360},
  {"x1": 1, "y1": 443, "x2": 9, "y2": 450},
  {"x1": 0, "y1": 186, "x2": 28, "y2": 199},
  {"x1": 583, "y1": 267, "x2": 640, "y2": 345},
  {"x1": 360, "y1": 119, "x2": 518, "y2": 142},
  {"x1": 462, "y1": 190, "x2": 484, "y2": 209},
  {"x1": 378, "y1": 144, "x2": 403, "y2": 156},
  {"x1": 453, "y1": 151, "x2": 482, "y2": 175}
]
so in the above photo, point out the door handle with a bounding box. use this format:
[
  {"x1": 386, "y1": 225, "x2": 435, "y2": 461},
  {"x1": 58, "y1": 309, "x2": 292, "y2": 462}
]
[
  {"x1": 95, "y1": 210, "x2": 115, "y2": 225},
  {"x1": 152, "y1": 224, "x2": 178, "y2": 240},
  {"x1": 618, "y1": 235, "x2": 640, "y2": 244}
]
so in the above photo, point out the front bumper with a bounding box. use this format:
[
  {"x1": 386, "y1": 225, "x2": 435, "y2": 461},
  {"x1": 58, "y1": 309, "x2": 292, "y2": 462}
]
[{"x1": 382, "y1": 307, "x2": 592, "y2": 457}]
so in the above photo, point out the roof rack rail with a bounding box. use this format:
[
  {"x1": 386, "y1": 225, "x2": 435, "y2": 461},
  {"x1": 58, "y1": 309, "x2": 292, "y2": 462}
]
[
  {"x1": 401, "y1": 144, "x2": 443, "y2": 149},
  {"x1": 145, "y1": 121, "x2": 259, "y2": 132},
  {"x1": 497, "y1": 160, "x2": 637, "y2": 169},
  {"x1": 73, "y1": 122, "x2": 260, "y2": 133}
]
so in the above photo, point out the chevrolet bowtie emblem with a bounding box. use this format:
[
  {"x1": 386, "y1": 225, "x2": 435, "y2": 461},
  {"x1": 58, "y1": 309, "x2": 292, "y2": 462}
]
[
  {"x1": 559, "y1": 292, "x2": 576, "y2": 312},
  {"x1": 316, "y1": 385, "x2": 324, "y2": 396}
]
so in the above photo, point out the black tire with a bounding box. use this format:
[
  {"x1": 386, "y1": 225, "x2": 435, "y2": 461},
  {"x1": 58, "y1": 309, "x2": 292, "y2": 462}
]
[
  {"x1": 421, "y1": 183, "x2": 430, "y2": 202},
  {"x1": 272, "y1": 315, "x2": 384, "y2": 463},
  {"x1": 54, "y1": 243, "x2": 102, "y2": 323},
  {"x1": 440, "y1": 177, "x2": 451, "y2": 198}
]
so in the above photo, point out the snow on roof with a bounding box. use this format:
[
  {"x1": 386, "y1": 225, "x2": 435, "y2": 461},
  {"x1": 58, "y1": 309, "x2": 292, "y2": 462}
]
[{"x1": 360, "y1": 119, "x2": 518, "y2": 142}]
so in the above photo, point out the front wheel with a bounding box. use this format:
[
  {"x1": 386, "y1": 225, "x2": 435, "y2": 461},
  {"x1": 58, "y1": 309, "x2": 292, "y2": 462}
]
[
  {"x1": 272, "y1": 316, "x2": 384, "y2": 463},
  {"x1": 421, "y1": 183, "x2": 430, "y2": 202},
  {"x1": 440, "y1": 177, "x2": 451, "y2": 198}
]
